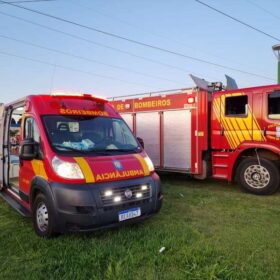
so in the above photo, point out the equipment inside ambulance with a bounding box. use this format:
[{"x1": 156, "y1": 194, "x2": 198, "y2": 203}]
[{"x1": 0, "y1": 93, "x2": 162, "y2": 237}]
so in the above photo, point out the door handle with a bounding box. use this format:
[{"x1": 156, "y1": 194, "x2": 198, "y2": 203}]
[{"x1": 262, "y1": 128, "x2": 267, "y2": 137}]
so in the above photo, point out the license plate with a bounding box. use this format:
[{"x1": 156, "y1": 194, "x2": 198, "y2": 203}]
[{"x1": 118, "y1": 207, "x2": 141, "y2": 222}]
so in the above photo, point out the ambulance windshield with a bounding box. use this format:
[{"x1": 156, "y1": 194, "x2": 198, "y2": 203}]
[{"x1": 43, "y1": 116, "x2": 141, "y2": 154}]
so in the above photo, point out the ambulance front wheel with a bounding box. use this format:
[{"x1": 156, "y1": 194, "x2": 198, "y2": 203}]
[
  {"x1": 236, "y1": 158, "x2": 280, "y2": 195},
  {"x1": 32, "y1": 193, "x2": 57, "y2": 238}
]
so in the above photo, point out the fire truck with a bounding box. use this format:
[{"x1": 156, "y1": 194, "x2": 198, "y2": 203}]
[
  {"x1": 110, "y1": 75, "x2": 280, "y2": 195},
  {"x1": 0, "y1": 93, "x2": 162, "y2": 237}
]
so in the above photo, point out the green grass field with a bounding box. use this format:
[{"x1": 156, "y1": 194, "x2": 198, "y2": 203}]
[{"x1": 1, "y1": 175, "x2": 280, "y2": 280}]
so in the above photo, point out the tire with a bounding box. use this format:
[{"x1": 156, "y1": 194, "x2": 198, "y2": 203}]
[
  {"x1": 236, "y1": 157, "x2": 280, "y2": 195},
  {"x1": 32, "y1": 193, "x2": 58, "y2": 238}
]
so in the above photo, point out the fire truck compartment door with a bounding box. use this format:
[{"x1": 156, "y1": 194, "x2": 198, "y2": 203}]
[
  {"x1": 136, "y1": 112, "x2": 160, "y2": 167},
  {"x1": 163, "y1": 110, "x2": 191, "y2": 170},
  {"x1": 121, "y1": 113, "x2": 133, "y2": 131}
]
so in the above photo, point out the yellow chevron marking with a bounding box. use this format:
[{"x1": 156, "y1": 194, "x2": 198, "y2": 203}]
[
  {"x1": 220, "y1": 96, "x2": 241, "y2": 146},
  {"x1": 31, "y1": 160, "x2": 48, "y2": 180},
  {"x1": 250, "y1": 105, "x2": 266, "y2": 141},
  {"x1": 134, "y1": 154, "x2": 150, "y2": 176},
  {"x1": 214, "y1": 92, "x2": 265, "y2": 149},
  {"x1": 74, "y1": 157, "x2": 95, "y2": 183},
  {"x1": 213, "y1": 98, "x2": 236, "y2": 148},
  {"x1": 213, "y1": 98, "x2": 234, "y2": 148},
  {"x1": 236, "y1": 118, "x2": 252, "y2": 140}
]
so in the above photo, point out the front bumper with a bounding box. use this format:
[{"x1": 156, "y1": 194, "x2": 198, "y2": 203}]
[{"x1": 50, "y1": 173, "x2": 162, "y2": 232}]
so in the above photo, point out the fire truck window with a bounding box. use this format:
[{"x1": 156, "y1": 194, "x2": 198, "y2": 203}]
[
  {"x1": 225, "y1": 95, "x2": 248, "y2": 116},
  {"x1": 268, "y1": 91, "x2": 280, "y2": 119},
  {"x1": 24, "y1": 118, "x2": 40, "y2": 142}
]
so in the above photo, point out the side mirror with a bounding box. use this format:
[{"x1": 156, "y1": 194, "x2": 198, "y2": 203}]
[
  {"x1": 137, "y1": 137, "x2": 144, "y2": 148},
  {"x1": 19, "y1": 138, "x2": 39, "y2": 160}
]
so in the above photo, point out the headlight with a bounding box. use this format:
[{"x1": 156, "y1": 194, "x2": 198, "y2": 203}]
[
  {"x1": 52, "y1": 156, "x2": 84, "y2": 179},
  {"x1": 144, "y1": 156, "x2": 154, "y2": 172}
]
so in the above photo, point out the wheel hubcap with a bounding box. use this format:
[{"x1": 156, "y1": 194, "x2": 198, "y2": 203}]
[
  {"x1": 244, "y1": 164, "x2": 270, "y2": 189},
  {"x1": 36, "y1": 202, "x2": 49, "y2": 232}
]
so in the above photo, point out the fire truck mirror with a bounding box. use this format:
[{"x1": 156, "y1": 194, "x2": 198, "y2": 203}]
[
  {"x1": 19, "y1": 138, "x2": 39, "y2": 160},
  {"x1": 137, "y1": 137, "x2": 144, "y2": 148}
]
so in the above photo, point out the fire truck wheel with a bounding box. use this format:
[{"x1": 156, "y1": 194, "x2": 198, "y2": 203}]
[
  {"x1": 32, "y1": 193, "x2": 57, "y2": 238},
  {"x1": 237, "y1": 158, "x2": 280, "y2": 195}
]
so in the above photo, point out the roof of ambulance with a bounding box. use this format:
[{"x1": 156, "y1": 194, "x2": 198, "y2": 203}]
[{"x1": 22, "y1": 94, "x2": 119, "y2": 117}]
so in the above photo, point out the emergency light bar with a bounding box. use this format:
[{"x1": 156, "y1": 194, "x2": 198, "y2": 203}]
[{"x1": 51, "y1": 92, "x2": 108, "y2": 103}]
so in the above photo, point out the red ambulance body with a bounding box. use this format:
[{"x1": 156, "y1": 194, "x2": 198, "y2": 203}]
[
  {"x1": 0, "y1": 93, "x2": 162, "y2": 237},
  {"x1": 111, "y1": 78, "x2": 280, "y2": 195}
]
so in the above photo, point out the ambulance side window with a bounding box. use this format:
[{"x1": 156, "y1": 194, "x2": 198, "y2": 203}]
[
  {"x1": 25, "y1": 118, "x2": 40, "y2": 142},
  {"x1": 225, "y1": 95, "x2": 248, "y2": 116}
]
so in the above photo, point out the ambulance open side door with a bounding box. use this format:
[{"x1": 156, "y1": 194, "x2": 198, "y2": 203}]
[{"x1": 0, "y1": 103, "x2": 5, "y2": 189}]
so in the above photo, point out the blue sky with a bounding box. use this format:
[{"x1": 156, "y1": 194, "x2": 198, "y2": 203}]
[{"x1": 0, "y1": 0, "x2": 279, "y2": 103}]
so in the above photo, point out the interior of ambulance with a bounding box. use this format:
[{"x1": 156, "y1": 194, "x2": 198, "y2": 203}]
[{"x1": 7, "y1": 107, "x2": 23, "y2": 193}]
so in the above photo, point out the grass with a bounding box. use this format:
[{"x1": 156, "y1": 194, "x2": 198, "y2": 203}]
[{"x1": 1, "y1": 174, "x2": 280, "y2": 279}]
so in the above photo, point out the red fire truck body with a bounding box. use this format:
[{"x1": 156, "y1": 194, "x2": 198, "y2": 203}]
[{"x1": 111, "y1": 82, "x2": 280, "y2": 195}]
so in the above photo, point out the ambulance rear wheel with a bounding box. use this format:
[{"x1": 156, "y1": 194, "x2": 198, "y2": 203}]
[
  {"x1": 32, "y1": 193, "x2": 57, "y2": 238},
  {"x1": 237, "y1": 158, "x2": 280, "y2": 195}
]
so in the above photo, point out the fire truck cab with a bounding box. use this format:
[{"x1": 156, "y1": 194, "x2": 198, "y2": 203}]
[
  {"x1": 110, "y1": 76, "x2": 280, "y2": 195},
  {"x1": 0, "y1": 93, "x2": 162, "y2": 237}
]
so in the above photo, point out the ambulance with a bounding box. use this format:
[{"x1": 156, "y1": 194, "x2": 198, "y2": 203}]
[
  {"x1": 0, "y1": 93, "x2": 162, "y2": 237},
  {"x1": 111, "y1": 75, "x2": 280, "y2": 195}
]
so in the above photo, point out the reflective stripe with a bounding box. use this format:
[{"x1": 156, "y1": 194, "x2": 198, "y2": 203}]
[
  {"x1": 213, "y1": 98, "x2": 234, "y2": 148},
  {"x1": 31, "y1": 160, "x2": 48, "y2": 180},
  {"x1": 134, "y1": 154, "x2": 150, "y2": 176},
  {"x1": 74, "y1": 157, "x2": 95, "y2": 183},
  {"x1": 214, "y1": 97, "x2": 234, "y2": 147},
  {"x1": 220, "y1": 95, "x2": 241, "y2": 146}
]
